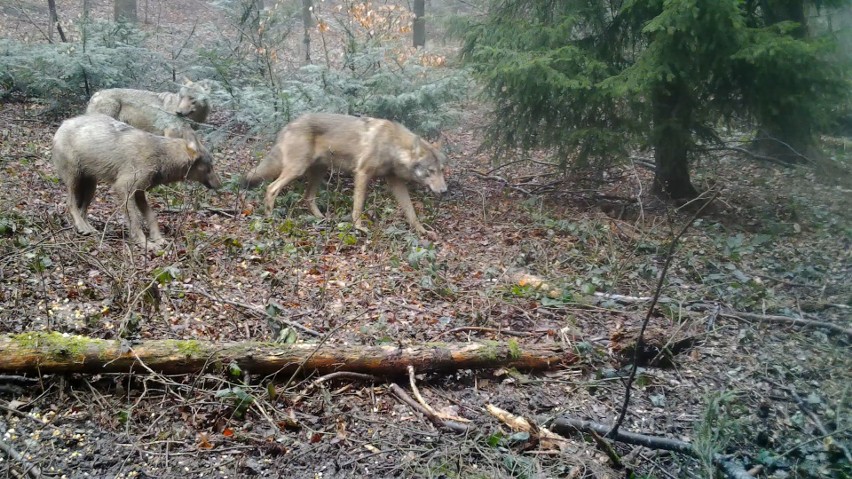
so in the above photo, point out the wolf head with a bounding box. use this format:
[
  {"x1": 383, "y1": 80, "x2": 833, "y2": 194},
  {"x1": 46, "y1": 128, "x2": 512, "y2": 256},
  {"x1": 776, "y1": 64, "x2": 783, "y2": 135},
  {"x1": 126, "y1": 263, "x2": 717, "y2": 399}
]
[
  {"x1": 175, "y1": 79, "x2": 211, "y2": 119},
  {"x1": 411, "y1": 139, "x2": 448, "y2": 194},
  {"x1": 165, "y1": 128, "x2": 221, "y2": 190}
]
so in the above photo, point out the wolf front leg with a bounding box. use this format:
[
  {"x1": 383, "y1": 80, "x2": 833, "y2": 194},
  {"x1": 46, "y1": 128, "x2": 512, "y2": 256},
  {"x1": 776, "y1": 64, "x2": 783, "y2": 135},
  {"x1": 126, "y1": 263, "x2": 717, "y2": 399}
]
[
  {"x1": 134, "y1": 190, "x2": 165, "y2": 244},
  {"x1": 115, "y1": 184, "x2": 152, "y2": 247},
  {"x1": 386, "y1": 176, "x2": 428, "y2": 236},
  {"x1": 302, "y1": 167, "x2": 326, "y2": 218}
]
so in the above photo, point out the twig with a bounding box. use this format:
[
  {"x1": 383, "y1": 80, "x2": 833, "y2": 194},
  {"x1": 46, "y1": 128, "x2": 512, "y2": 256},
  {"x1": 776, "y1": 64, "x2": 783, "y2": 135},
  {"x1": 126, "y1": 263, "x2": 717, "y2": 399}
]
[
  {"x1": 593, "y1": 292, "x2": 653, "y2": 303},
  {"x1": 407, "y1": 366, "x2": 470, "y2": 423},
  {"x1": 389, "y1": 383, "x2": 470, "y2": 433},
  {"x1": 609, "y1": 190, "x2": 720, "y2": 438},
  {"x1": 0, "y1": 375, "x2": 38, "y2": 384},
  {"x1": 486, "y1": 404, "x2": 568, "y2": 450},
  {"x1": 588, "y1": 429, "x2": 623, "y2": 468},
  {"x1": 315, "y1": 371, "x2": 382, "y2": 385},
  {"x1": 779, "y1": 426, "x2": 852, "y2": 458},
  {"x1": 470, "y1": 171, "x2": 533, "y2": 195},
  {"x1": 432, "y1": 326, "x2": 534, "y2": 339},
  {"x1": 551, "y1": 417, "x2": 754, "y2": 479},
  {"x1": 484, "y1": 158, "x2": 559, "y2": 176},
  {"x1": 701, "y1": 146, "x2": 790, "y2": 167},
  {"x1": 785, "y1": 387, "x2": 852, "y2": 463},
  {"x1": 0, "y1": 436, "x2": 43, "y2": 479},
  {"x1": 281, "y1": 311, "x2": 366, "y2": 391},
  {"x1": 719, "y1": 310, "x2": 851, "y2": 339},
  {"x1": 754, "y1": 274, "x2": 820, "y2": 288},
  {"x1": 407, "y1": 365, "x2": 438, "y2": 417},
  {"x1": 189, "y1": 287, "x2": 321, "y2": 337}
]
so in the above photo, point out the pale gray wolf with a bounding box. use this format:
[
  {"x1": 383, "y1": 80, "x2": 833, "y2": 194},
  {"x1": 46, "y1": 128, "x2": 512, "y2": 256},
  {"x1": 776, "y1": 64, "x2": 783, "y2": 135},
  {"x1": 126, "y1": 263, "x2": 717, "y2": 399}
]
[
  {"x1": 86, "y1": 79, "x2": 211, "y2": 134},
  {"x1": 242, "y1": 113, "x2": 448, "y2": 236},
  {"x1": 52, "y1": 113, "x2": 222, "y2": 248}
]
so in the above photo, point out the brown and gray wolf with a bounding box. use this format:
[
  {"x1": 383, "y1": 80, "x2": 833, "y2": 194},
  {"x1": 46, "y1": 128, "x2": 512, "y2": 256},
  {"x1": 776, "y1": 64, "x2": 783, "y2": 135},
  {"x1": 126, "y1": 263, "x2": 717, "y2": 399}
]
[
  {"x1": 52, "y1": 113, "x2": 222, "y2": 248},
  {"x1": 242, "y1": 113, "x2": 448, "y2": 236},
  {"x1": 86, "y1": 79, "x2": 211, "y2": 134}
]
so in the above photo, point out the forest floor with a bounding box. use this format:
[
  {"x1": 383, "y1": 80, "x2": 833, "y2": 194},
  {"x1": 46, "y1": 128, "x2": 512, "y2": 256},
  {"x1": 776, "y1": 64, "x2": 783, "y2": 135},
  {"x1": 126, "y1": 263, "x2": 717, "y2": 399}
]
[{"x1": 1, "y1": 1, "x2": 851, "y2": 479}]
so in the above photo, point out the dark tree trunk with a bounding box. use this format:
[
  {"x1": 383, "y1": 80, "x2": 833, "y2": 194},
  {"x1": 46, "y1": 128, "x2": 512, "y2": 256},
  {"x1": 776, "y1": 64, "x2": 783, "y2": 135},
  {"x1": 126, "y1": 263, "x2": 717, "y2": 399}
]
[
  {"x1": 413, "y1": 0, "x2": 426, "y2": 47},
  {"x1": 760, "y1": 0, "x2": 807, "y2": 36},
  {"x1": 47, "y1": 0, "x2": 67, "y2": 42},
  {"x1": 753, "y1": 0, "x2": 813, "y2": 163},
  {"x1": 303, "y1": 0, "x2": 313, "y2": 63},
  {"x1": 651, "y1": 81, "x2": 698, "y2": 200},
  {"x1": 114, "y1": 0, "x2": 137, "y2": 22}
]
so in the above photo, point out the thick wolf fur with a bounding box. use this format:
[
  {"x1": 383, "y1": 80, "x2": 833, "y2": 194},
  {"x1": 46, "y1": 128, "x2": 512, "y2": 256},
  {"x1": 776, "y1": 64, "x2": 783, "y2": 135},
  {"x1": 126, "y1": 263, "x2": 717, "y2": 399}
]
[
  {"x1": 52, "y1": 113, "x2": 222, "y2": 248},
  {"x1": 243, "y1": 113, "x2": 448, "y2": 235},
  {"x1": 86, "y1": 79, "x2": 211, "y2": 134}
]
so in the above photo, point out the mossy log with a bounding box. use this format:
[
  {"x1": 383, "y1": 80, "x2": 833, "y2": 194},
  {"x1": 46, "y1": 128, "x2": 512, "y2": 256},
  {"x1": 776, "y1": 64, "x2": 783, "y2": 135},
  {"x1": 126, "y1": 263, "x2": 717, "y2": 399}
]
[{"x1": 0, "y1": 332, "x2": 576, "y2": 376}]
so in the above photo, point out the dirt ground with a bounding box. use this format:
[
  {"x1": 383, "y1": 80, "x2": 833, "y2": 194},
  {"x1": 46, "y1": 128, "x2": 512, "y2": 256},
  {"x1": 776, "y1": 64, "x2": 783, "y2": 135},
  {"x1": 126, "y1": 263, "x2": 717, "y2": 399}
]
[{"x1": 1, "y1": 1, "x2": 851, "y2": 479}]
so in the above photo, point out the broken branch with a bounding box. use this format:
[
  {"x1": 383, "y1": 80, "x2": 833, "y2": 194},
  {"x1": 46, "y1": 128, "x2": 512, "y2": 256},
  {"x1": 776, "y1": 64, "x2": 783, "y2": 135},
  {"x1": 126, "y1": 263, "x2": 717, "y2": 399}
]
[{"x1": 0, "y1": 332, "x2": 575, "y2": 376}]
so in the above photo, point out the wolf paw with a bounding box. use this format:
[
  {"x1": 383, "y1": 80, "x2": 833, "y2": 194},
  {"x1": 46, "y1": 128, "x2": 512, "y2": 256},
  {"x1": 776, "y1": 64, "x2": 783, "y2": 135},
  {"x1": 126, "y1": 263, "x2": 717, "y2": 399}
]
[
  {"x1": 76, "y1": 224, "x2": 98, "y2": 235},
  {"x1": 141, "y1": 238, "x2": 167, "y2": 251}
]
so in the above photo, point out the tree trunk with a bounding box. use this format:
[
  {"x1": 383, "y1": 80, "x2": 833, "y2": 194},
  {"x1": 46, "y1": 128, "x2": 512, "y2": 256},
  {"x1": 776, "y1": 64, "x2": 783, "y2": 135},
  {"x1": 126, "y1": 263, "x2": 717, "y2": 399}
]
[
  {"x1": 651, "y1": 81, "x2": 698, "y2": 200},
  {"x1": 413, "y1": 0, "x2": 426, "y2": 47},
  {"x1": 760, "y1": 0, "x2": 807, "y2": 36},
  {"x1": 47, "y1": 0, "x2": 67, "y2": 43},
  {"x1": 752, "y1": 0, "x2": 813, "y2": 163},
  {"x1": 114, "y1": 0, "x2": 137, "y2": 22},
  {"x1": 303, "y1": 0, "x2": 313, "y2": 63},
  {"x1": 0, "y1": 333, "x2": 576, "y2": 376}
]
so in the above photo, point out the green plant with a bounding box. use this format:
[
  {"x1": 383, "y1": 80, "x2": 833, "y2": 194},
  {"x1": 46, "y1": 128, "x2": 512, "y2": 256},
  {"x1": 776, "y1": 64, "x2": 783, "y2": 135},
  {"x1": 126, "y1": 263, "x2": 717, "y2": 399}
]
[
  {"x1": 215, "y1": 386, "x2": 254, "y2": 420},
  {"x1": 692, "y1": 391, "x2": 744, "y2": 478}
]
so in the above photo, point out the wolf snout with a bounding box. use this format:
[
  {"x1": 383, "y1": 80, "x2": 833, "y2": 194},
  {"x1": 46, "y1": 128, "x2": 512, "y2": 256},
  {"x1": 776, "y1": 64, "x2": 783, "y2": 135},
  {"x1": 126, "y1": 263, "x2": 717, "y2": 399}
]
[
  {"x1": 204, "y1": 173, "x2": 223, "y2": 190},
  {"x1": 428, "y1": 176, "x2": 448, "y2": 194}
]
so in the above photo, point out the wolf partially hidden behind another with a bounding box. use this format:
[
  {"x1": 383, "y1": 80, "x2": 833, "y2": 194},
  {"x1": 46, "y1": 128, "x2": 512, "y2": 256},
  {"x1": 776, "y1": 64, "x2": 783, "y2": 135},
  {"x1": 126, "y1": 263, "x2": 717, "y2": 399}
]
[
  {"x1": 86, "y1": 79, "x2": 212, "y2": 135},
  {"x1": 52, "y1": 113, "x2": 222, "y2": 248},
  {"x1": 242, "y1": 113, "x2": 448, "y2": 236}
]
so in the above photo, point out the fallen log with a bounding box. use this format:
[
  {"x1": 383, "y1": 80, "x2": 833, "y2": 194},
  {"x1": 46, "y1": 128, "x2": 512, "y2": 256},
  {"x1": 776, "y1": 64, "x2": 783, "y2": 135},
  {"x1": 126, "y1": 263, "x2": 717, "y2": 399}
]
[{"x1": 0, "y1": 332, "x2": 576, "y2": 376}]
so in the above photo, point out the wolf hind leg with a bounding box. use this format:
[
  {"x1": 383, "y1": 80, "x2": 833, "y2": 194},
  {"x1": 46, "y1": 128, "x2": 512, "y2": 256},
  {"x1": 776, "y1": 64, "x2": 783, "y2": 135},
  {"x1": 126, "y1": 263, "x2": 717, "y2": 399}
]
[
  {"x1": 351, "y1": 170, "x2": 373, "y2": 233},
  {"x1": 264, "y1": 164, "x2": 309, "y2": 215},
  {"x1": 67, "y1": 176, "x2": 98, "y2": 235}
]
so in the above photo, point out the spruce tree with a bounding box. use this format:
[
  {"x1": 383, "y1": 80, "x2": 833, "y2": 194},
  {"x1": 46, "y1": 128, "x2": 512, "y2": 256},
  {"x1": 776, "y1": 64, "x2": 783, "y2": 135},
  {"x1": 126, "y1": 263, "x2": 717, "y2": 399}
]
[{"x1": 462, "y1": 0, "x2": 849, "y2": 200}]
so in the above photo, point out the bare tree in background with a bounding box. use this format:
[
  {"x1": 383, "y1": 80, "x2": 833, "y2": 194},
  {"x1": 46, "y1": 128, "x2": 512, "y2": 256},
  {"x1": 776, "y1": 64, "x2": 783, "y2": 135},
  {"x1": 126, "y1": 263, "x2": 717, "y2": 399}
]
[
  {"x1": 114, "y1": 0, "x2": 137, "y2": 22},
  {"x1": 47, "y1": 0, "x2": 67, "y2": 42},
  {"x1": 413, "y1": 0, "x2": 425, "y2": 47},
  {"x1": 303, "y1": 0, "x2": 313, "y2": 63}
]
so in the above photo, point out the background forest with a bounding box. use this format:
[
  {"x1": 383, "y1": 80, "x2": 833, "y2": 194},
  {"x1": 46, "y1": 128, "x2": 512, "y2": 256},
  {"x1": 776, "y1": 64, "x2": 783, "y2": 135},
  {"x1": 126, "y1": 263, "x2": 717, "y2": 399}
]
[{"x1": 0, "y1": 1, "x2": 850, "y2": 478}]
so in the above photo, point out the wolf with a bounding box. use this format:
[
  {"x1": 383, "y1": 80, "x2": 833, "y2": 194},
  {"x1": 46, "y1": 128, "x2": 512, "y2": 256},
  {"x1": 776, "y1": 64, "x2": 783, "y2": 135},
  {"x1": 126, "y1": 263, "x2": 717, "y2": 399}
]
[
  {"x1": 86, "y1": 79, "x2": 212, "y2": 134},
  {"x1": 242, "y1": 113, "x2": 448, "y2": 236},
  {"x1": 52, "y1": 113, "x2": 222, "y2": 248}
]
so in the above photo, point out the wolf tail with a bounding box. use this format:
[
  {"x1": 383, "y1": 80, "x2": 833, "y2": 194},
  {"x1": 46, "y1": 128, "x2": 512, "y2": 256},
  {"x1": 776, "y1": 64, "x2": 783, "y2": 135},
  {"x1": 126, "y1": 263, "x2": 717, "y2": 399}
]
[{"x1": 241, "y1": 151, "x2": 283, "y2": 189}]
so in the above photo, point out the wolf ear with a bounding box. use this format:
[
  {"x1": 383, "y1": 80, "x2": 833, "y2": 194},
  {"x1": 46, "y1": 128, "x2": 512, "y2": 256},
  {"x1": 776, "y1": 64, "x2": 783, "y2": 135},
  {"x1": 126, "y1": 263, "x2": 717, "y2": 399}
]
[
  {"x1": 185, "y1": 140, "x2": 199, "y2": 159},
  {"x1": 183, "y1": 77, "x2": 194, "y2": 86}
]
